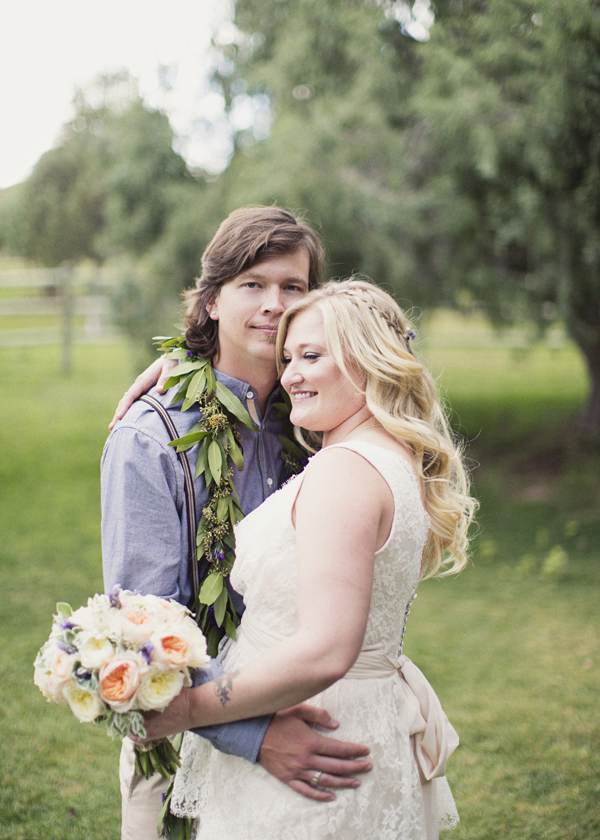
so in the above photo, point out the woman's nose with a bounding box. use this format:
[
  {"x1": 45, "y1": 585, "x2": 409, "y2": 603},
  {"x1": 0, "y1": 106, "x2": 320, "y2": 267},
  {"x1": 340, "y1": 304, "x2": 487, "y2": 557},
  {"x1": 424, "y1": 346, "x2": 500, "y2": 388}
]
[{"x1": 281, "y1": 363, "x2": 301, "y2": 390}]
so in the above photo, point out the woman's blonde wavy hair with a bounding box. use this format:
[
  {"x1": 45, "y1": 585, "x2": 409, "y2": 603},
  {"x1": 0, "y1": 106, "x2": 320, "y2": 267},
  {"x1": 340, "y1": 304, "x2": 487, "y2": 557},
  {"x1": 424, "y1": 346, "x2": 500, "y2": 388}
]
[{"x1": 276, "y1": 278, "x2": 478, "y2": 578}]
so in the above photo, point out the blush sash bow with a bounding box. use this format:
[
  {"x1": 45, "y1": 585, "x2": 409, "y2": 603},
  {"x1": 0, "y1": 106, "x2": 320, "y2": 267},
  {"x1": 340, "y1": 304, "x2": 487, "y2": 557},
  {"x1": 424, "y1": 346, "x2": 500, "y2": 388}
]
[{"x1": 238, "y1": 613, "x2": 459, "y2": 782}]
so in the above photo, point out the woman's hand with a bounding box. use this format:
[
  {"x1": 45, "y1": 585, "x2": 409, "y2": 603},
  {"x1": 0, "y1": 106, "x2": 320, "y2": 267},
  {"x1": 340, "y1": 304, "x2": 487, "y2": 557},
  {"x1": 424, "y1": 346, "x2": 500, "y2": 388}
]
[{"x1": 109, "y1": 357, "x2": 178, "y2": 430}]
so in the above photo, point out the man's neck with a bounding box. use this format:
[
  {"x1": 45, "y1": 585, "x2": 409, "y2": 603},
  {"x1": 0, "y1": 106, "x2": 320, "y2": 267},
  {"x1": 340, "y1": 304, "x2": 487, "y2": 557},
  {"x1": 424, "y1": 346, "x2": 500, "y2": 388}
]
[{"x1": 212, "y1": 358, "x2": 279, "y2": 414}]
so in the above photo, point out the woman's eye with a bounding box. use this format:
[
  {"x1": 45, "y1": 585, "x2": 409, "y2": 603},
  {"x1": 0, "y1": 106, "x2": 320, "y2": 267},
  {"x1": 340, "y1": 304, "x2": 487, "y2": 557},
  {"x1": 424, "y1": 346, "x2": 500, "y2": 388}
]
[
  {"x1": 304, "y1": 353, "x2": 319, "y2": 361},
  {"x1": 281, "y1": 357, "x2": 291, "y2": 366}
]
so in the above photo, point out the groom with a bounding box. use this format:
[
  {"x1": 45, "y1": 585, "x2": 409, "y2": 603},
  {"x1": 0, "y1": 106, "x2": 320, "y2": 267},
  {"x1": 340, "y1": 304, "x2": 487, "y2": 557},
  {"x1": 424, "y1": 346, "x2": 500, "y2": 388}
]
[{"x1": 102, "y1": 206, "x2": 372, "y2": 840}]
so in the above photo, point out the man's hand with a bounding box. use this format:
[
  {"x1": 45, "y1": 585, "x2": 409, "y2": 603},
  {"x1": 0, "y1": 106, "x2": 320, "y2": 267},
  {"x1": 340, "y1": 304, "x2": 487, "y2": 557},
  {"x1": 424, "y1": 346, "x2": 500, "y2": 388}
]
[
  {"x1": 258, "y1": 704, "x2": 372, "y2": 802},
  {"x1": 109, "y1": 358, "x2": 178, "y2": 430}
]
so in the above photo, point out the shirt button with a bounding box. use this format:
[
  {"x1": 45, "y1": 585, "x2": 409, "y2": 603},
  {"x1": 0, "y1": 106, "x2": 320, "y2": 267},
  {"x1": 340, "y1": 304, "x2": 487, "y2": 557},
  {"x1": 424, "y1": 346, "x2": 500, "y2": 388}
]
[
  {"x1": 267, "y1": 478, "x2": 273, "y2": 486},
  {"x1": 246, "y1": 390, "x2": 254, "y2": 399}
]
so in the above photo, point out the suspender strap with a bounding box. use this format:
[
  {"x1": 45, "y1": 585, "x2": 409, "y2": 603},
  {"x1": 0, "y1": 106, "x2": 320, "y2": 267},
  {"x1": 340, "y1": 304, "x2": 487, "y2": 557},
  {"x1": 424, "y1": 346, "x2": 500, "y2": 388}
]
[{"x1": 138, "y1": 394, "x2": 201, "y2": 604}]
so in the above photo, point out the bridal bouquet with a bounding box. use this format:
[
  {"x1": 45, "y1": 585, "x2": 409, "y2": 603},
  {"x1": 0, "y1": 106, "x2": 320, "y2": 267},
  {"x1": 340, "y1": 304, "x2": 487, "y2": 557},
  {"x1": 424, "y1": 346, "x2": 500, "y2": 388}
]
[{"x1": 34, "y1": 586, "x2": 210, "y2": 777}]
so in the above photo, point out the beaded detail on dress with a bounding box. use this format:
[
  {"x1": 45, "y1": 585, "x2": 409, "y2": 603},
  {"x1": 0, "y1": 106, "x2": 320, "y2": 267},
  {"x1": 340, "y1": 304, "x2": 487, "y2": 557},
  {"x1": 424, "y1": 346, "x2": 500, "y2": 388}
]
[{"x1": 171, "y1": 441, "x2": 459, "y2": 840}]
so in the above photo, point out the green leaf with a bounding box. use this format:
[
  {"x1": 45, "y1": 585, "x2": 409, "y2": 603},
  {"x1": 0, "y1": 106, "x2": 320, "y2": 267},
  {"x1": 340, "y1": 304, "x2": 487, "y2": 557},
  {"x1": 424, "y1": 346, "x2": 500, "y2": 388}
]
[
  {"x1": 182, "y1": 368, "x2": 207, "y2": 412},
  {"x1": 186, "y1": 367, "x2": 207, "y2": 401},
  {"x1": 153, "y1": 336, "x2": 186, "y2": 349},
  {"x1": 171, "y1": 360, "x2": 208, "y2": 377},
  {"x1": 208, "y1": 440, "x2": 222, "y2": 484},
  {"x1": 216, "y1": 496, "x2": 229, "y2": 523},
  {"x1": 231, "y1": 499, "x2": 245, "y2": 523},
  {"x1": 164, "y1": 348, "x2": 189, "y2": 360},
  {"x1": 223, "y1": 612, "x2": 238, "y2": 640},
  {"x1": 205, "y1": 364, "x2": 216, "y2": 398},
  {"x1": 56, "y1": 602, "x2": 72, "y2": 618},
  {"x1": 213, "y1": 586, "x2": 227, "y2": 627},
  {"x1": 171, "y1": 371, "x2": 195, "y2": 402},
  {"x1": 220, "y1": 445, "x2": 229, "y2": 479},
  {"x1": 226, "y1": 425, "x2": 244, "y2": 471},
  {"x1": 204, "y1": 456, "x2": 213, "y2": 488},
  {"x1": 207, "y1": 627, "x2": 221, "y2": 658},
  {"x1": 195, "y1": 439, "x2": 208, "y2": 481},
  {"x1": 215, "y1": 381, "x2": 257, "y2": 430},
  {"x1": 278, "y1": 434, "x2": 307, "y2": 458},
  {"x1": 198, "y1": 572, "x2": 224, "y2": 605},
  {"x1": 223, "y1": 530, "x2": 236, "y2": 550},
  {"x1": 168, "y1": 431, "x2": 209, "y2": 452}
]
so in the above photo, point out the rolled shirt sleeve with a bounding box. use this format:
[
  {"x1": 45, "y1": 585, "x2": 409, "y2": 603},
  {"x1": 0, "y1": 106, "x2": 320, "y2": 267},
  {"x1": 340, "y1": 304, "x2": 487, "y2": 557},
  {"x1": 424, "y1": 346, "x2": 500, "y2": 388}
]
[{"x1": 189, "y1": 662, "x2": 271, "y2": 763}]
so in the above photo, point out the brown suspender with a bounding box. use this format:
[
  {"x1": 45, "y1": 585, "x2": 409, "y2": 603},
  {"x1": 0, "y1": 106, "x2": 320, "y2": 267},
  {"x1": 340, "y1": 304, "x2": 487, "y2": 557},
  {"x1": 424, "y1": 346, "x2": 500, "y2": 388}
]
[{"x1": 138, "y1": 395, "x2": 201, "y2": 605}]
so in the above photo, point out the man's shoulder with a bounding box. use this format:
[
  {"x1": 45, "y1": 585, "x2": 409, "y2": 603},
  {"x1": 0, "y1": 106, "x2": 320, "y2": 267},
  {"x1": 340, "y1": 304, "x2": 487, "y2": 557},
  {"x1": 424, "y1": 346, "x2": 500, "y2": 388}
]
[{"x1": 106, "y1": 389, "x2": 202, "y2": 446}]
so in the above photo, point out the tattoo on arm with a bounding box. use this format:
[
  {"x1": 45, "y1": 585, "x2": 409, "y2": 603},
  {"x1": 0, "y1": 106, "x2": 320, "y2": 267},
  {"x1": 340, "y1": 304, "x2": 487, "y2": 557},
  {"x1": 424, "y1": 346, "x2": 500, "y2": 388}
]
[{"x1": 214, "y1": 671, "x2": 240, "y2": 708}]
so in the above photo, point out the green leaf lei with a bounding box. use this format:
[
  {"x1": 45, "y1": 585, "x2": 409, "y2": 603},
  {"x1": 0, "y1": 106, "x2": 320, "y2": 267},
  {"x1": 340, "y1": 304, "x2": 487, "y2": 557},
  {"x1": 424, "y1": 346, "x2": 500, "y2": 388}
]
[{"x1": 155, "y1": 336, "x2": 309, "y2": 658}]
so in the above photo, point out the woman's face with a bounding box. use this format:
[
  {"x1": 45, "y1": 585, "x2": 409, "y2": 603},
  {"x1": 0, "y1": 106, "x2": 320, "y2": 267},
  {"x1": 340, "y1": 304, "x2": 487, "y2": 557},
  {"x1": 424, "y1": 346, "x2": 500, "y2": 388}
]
[{"x1": 280, "y1": 306, "x2": 366, "y2": 437}]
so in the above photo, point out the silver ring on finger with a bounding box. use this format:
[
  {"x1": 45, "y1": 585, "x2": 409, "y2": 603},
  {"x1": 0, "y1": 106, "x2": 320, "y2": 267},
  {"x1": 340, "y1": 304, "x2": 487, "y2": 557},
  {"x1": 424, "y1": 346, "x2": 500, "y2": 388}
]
[{"x1": 310, "y1": 770, "x2": 323, "y2": 788}]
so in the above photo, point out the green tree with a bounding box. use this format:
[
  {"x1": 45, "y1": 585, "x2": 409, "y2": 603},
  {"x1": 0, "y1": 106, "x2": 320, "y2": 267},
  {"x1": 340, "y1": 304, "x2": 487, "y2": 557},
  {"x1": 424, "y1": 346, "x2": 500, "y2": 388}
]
[
  {"x1": 412, "y1": 0, "x2": 600, "y2": 433},
  {"x1": 213, "y1": 0, "x2": 424, "y2": 281},
  {"x1": 212, "y1": 0, "x2": 600, "y2": 432},
  {"x1": 0, "y1": 71, "x2": 214, "y2": 363}
]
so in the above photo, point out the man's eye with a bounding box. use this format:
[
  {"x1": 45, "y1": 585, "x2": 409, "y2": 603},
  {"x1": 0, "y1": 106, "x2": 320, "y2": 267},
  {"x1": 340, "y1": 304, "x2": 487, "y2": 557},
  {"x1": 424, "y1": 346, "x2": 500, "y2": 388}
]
[
  {"x1": 244, "y1": 282, "x2": 259, "y2": 289},
  {"x1": 285, "y1": 284, "x2": 304, "y2": 293}
]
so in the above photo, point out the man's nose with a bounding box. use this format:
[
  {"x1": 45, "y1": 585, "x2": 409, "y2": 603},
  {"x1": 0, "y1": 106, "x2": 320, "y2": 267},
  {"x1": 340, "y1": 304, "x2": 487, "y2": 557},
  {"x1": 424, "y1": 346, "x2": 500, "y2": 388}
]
[{"x1": 261, "y1": 287, "x2": 285, "y2": 314}]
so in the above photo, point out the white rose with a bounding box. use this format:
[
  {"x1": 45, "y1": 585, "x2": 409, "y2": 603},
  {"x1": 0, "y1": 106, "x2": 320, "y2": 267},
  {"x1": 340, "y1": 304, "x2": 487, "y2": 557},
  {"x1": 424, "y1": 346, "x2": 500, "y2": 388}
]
[
  {"x1": 34, "y1": 661, "x2": 68, "y2": 705},
  {"x1": 49, "y1": 646, "x2": 76, "y2": 683},
  {"x1": 119, "y1": 607, "x2": 155, "y2": 647},
  {"x1": 69, "y1": 605, "x2": 97, "y2": 632},
  {"x1": 79, "y1": 636, "x2": 116, "y2": 670},
  {"x1": 63, "y1": 680, "x2": 107, "y2": 722},
  {"x1": 134, "y1": 665, "x2": 186, "y2": 712}
]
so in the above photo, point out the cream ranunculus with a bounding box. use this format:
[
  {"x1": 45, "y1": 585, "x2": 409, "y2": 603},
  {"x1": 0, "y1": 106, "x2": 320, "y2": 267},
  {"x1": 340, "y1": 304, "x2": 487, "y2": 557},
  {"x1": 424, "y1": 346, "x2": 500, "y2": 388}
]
[
  {"x1": 63, "y1": 681, "x2": 107, "y2": 722},
  {"x1": 98, "y1": 651, "x2": 144, "y2": 713},
  {"x1": 79, "y1": 636, "x2": 116, "y2": 670},
  {"x1": 135, "y1": 665, "x2": 186, "y2": 712}
]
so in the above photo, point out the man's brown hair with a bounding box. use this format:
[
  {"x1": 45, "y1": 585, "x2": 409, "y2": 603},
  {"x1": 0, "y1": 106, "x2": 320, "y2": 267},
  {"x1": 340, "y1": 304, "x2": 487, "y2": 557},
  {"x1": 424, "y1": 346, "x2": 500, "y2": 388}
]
[{"x1": 183, "y1": 205, "x2": 325, "y2": 358}]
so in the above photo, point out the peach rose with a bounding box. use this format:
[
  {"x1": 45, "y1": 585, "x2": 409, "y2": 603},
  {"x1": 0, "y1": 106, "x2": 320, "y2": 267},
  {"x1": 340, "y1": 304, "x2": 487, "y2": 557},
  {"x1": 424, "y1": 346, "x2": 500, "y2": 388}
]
[
  {"x1": 149, "y1": 629, "x2": 191, "y2": 669},
  {"x1": 150, "y1": 624, "x2": 208, "y2": 670},
  {"x1": 99, "y1": 652, "x2": 143, "y2": 712}
]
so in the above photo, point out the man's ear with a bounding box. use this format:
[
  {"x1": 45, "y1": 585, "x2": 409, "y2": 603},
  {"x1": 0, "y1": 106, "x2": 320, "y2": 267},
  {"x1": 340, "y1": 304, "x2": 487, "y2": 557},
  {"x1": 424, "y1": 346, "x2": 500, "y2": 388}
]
[{"x1": 206, "y1": 299, "x2": 218, "y2": 319}]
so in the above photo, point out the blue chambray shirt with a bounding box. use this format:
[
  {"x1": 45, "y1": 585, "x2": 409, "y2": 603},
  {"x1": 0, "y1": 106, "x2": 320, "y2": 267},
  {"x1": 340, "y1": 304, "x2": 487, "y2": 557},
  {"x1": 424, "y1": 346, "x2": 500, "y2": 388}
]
[{"x1": 101, "y1": 369, "x2": 289, "y2": 762}]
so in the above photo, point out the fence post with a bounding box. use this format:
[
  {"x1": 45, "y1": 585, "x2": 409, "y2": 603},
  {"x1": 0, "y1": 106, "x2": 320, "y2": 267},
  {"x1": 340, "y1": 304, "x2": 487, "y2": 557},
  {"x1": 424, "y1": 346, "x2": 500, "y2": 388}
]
[{"x1": 60, "y1": 262, "x2": 73, "y2": 375}]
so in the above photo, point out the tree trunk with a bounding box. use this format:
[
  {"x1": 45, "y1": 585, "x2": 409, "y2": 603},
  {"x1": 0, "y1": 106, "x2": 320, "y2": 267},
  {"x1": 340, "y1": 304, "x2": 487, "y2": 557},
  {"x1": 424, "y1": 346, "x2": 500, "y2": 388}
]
[
  {"x1": 566, "y1": 273, "x2": 600, "y2": 436},
  {"x1": 574, "y1": 340, "x2": 600, "y2": 436}
]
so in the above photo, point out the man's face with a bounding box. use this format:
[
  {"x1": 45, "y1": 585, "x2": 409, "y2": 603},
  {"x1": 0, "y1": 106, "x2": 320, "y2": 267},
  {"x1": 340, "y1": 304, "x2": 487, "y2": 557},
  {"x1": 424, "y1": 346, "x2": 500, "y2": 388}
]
[{"x1": 208, "y1": 249, "x2": 310, "y2": 382}]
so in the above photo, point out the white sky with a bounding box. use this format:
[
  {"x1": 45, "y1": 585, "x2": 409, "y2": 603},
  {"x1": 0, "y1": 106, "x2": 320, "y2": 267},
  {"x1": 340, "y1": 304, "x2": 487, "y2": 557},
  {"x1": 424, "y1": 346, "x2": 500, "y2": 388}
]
[{"x1": 0, "y1": 0, "x2": 235, "y2": 189}]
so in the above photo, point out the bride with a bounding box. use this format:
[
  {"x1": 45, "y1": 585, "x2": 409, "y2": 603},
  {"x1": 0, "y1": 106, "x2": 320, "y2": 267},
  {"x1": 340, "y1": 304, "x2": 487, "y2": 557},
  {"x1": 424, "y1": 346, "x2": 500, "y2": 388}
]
[{"x1": 143, "y1": 279, "x2": 477, "y2": 839}]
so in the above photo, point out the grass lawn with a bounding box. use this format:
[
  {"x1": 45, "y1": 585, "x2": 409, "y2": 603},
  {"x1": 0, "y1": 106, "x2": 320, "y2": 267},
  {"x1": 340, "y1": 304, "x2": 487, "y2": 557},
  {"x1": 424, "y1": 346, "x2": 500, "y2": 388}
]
[{"x1": 0, "y1": 337, "x2": 598, "y2": 839}]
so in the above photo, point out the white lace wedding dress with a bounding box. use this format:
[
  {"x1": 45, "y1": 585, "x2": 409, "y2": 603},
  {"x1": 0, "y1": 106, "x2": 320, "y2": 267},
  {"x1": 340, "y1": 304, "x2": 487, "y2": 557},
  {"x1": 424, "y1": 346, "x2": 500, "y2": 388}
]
[{"x1": 171, "y1": 441, "x2": 460, "y2": 839}]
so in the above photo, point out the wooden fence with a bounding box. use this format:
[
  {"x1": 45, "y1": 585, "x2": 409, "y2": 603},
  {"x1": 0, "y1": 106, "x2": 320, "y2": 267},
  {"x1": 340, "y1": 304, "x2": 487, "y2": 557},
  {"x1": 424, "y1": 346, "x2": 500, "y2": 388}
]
[{"x1": 0, "y1": 265, "x2": 120, "y2": 373}]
